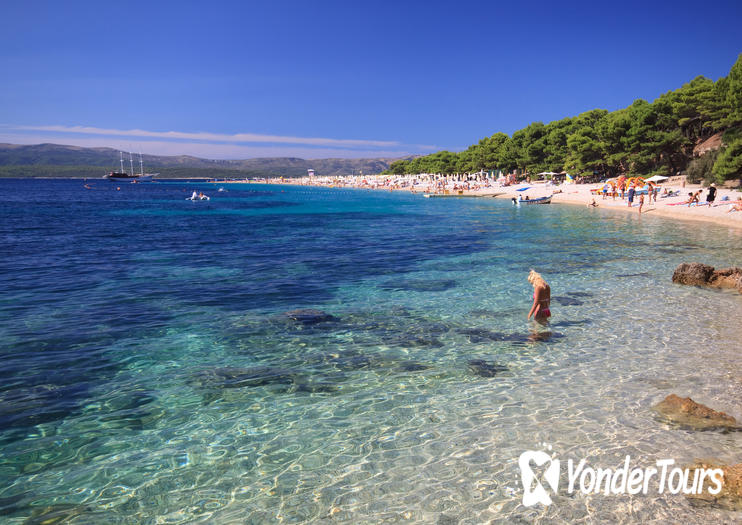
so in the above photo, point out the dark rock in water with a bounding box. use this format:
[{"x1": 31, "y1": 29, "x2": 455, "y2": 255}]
[
  {"x1": 380, "y1": 279, "x2": 457, "y2": 292},
  {"x1": 399, "y1": 361, "x2": 431, "y2": 372},
  {"x1": 101, "y1": 390, "x2": 155, "y2": 412},
  {"x1": 389, "y1": 305, "x2": 415, "y2": 317},
  {"x1": 283, "y1": 309, "x2": 338, "y2": 324},
  {"x1": 552, "y1": 296, "x2": 583, "y2": 306},
  {"x1": 686, "y1": 462, "x2": 742, "y2": 510},
  {"x1": 438, "y1": 514, "x2": 459, "y2": 525},
  {"x1": 0, "y1": 493, "x2": 25, "y2": 518},
  {"x1": 292, "y1": 381, "x2": 338, "y2": 394},
  {"x1": 0, "y1": 383, "x2": 90, "y2": 431},
  {"x1": 653, "y1": 394, "x2": 739, "y2": 431},
  {"x1": 457, "y1": 327, "x2": 563, "y2": 345},
  {"x1": 192, "y1": 367, "x2": 297, "y2": 389},
  {"x1": 671, "y1": 263, "x2": 716, "y2": 286},
  {"x1": 382, "y1": 333, "x2": 443, "y2": 348},
  {"x1": 456, "y1": 328, "x2": 507, "y2": 343},
  {"x1": 672, "y1": 263, "x2": 742, "y2": 293},
  {"x1": 552, "y1": 319, "x2": 591, "y2": 328},
  {"x1": 525, "y1": 331, "x2": 555, "y2": 343},
  {"x1": 565, "y1": 291, "x2": 593, "y2": 297},
  {"x1": 328, "y1": 354, "x2": 371, "y2": 371},
  {"x1": 468, "y1": 308, "x2": 498, "y2": 318},
  {"x1": 23, "y1": 504, "x2": 93, "y2": 525},
  {"x1": 96, "y1": 390, "x2": 162, "y2": 430},
  {"x1": 468, "y1": 359, "x2": 508, "y2": 378},
  {"x1": 711, "y1": 267, "x2": 742, "y2": 292}
]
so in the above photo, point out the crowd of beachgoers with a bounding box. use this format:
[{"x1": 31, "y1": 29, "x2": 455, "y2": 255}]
[
  {"x1": 266, "y1": 172, "x2": 517, "y2": 194},
  {"x1": 251, "y1": 172, "x2": 742, "y2": 229}
]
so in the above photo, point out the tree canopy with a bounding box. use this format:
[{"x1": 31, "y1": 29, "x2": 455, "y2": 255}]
[{"x1": 385, "y1": 54, "x2": 742, "y2": 183}]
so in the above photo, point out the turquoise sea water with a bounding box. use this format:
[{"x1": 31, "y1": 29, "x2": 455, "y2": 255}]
[{"x1": 1, "y1": 178, "x2": 741, "y2": 524}]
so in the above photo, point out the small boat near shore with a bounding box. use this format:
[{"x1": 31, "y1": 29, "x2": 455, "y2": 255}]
[
  {"x1": 514, "y1": 195, "x2": 553, "y2": 205},
  {"x1": 186, "y1": 191, "x2": 210, "y2": 201},
  {"x1": 423, "y1": 192, "x2": 504, "y2": 198}
]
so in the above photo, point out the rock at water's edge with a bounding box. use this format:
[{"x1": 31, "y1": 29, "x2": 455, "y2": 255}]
[
  {"x1": 672, "y1": 263, "x2": 715, "y2": 286},
  {"x1": 687, "y1": 462, "x2": 742, "y2": 510},
  {"x1": 653, "y1": 394, "x2": 739, "y2": 431},
  {"x1": 672, "y1": 263, "x2": 742, "y2": 293},
  {"x1": 709, "y1": 266, "x2": 742, "y2": 291}
]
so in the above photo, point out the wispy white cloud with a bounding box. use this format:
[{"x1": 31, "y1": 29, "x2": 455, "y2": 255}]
[
  {"x1": 1, "y1": 124, "x2": 435, "y2": 159},
  {"x1": 14, "y1": 124, "x2": 435, "y2": 150},
  {"x1": 0, "y1": 133, "x2": 422, "y2": 160}
]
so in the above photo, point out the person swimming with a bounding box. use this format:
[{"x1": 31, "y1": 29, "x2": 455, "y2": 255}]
[{"x1": 527, "y1": 269, "x2": 551, "y2": 323}]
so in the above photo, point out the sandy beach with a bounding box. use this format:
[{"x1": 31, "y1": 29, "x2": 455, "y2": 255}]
[
  {"x1": 503, "y1": 182, "x2": 742, "y2": 230},
  {"x1": 258, "y1": 175, "x2": 742, "y2": 230}
]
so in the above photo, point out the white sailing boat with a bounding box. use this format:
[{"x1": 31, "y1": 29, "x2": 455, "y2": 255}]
[{"x1": 104, "y1": 152, "x2": 159, "y2": 182}]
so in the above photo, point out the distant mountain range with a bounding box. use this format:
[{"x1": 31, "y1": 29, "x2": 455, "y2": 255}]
[{"x1": 0, "y1": 143, "x2": 414, "y2": 178}]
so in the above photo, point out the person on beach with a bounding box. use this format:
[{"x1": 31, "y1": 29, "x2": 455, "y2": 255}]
[
  {"x1": 627, "y1": 184, "x2": 635, "y2": 207},
  {"x1": 706, "y1": 183, "x2": 717, "y2": 205},
  {"x1": 527, "y1": 270, "x2": 551, "y2": 324},
  {"x1": 727, "y1": 197, "x2": 742, "y2": 213},
  {"x1": 587, "y1": 198, "x2": 598, "y2": 207},
  {"x1": 688, "y1": 190, "x2": 701, "y2": 206},
  {"x1": 638, "y1": 192, "x2": 645, "y2": 213}
]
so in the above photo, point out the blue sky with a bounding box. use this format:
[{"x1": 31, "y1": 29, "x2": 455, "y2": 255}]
[{"x1": 1, "y1": 0, "x2": 740, "y2": 159}]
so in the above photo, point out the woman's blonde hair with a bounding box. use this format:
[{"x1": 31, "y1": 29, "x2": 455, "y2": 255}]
[{"x1": 528, "y1": 269, "x2": 546, "y2": 286}]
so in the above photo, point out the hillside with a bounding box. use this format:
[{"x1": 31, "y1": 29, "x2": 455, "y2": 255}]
[{"x1": 0, "y1": 143, "x2": 413, "y2": 178}]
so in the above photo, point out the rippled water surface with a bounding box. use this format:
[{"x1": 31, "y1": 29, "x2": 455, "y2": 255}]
[{"x1": 1, "y1": 179, "x2": 741, "y2": 524}]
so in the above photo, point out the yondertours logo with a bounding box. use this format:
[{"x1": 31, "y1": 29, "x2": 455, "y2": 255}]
[
  {"x1": 519, "y1": 449, "x2": 560, "y2": 506},
  {"x1": 517, "y1": 447, "x2": 723, "y2": 507}
]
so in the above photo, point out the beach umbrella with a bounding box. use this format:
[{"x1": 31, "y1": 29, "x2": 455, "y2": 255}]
[{"x1": 645, "y1": 175, "x2": 669, "y2": 182}]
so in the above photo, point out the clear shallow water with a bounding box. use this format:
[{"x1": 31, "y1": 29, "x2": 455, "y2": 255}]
[{"x1": 1, "y1": 178, "x2": 741, "y2": 524}]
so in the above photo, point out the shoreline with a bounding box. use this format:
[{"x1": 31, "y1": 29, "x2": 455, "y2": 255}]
[
  {"x1": 259, "y1": 176, "x2": 742, "y2": 231},
  {"x1": 4, "y1": 175, "x2": 741, "y2": 230}
]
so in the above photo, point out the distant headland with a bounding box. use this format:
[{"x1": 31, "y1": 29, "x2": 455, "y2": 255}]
[{"x1": 0, "y1": 143, "x2": 413, "y2": 179}]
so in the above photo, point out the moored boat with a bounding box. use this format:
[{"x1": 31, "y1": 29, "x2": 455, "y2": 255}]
[
  {"x1": 104, "y1": 152, "x2": 158, "y2": 182},
  {"x1": 518, "y1": 195, "x2": 552, "y2": 204}
]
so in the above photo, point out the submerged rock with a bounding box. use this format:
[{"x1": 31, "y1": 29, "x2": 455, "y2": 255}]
[
  {"x1": 552, "y1": 296, "x2": 583, "y2": 306},
  {"x1": 191, "y1": 366, "x2": 297, "y2": 389},
  {"x1": 283, "y1": 309, "x2": 338, "y2": 324},
  {"x1": 23, "y1": 504, "x2": 93, "y2": 525},
  {"x1": 686, "y1": 462, "x2": 742, "y2": 510},
  {"x1": 327, "y1": 353, "x2": 371, "y2": 371},
  {"x1": 457, "y1": 328, "x2": 507, "y2": 343},
  {"x1": 672, "y1": 263, "x2": 742, "y2": 293},
  {"x1": 95, "y1": 390, "x2": 163, "y2": 431},
  {"x1": 467, "y1": 359, "x2": 508, "y2": 378},
  {"x1": 457, "y1": 327, "x2": 562, "y2": 345},
  {"x1": 379, "y1": 279, "x2": 457, "y2": 292},
  {"x1": 653, "y1": 394, "x2": 739, "y2": 431},
  {"x1": 381, "y1": 333, "x2": 444, "y2": 348},
  {"x1": 398, "y1": 361, "x2": 431, "y2": 372},
  {"x1": 552, "y1": 319, "x2": 591, "y2": 328},
  {"x1": 292, "y1": 381, "x2": 339, "y2": 394}
]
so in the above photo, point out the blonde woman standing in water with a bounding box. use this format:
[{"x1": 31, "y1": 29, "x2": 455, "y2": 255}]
[{"x1": 527, "y1": 270, "x2": 551, "y2": 323}]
